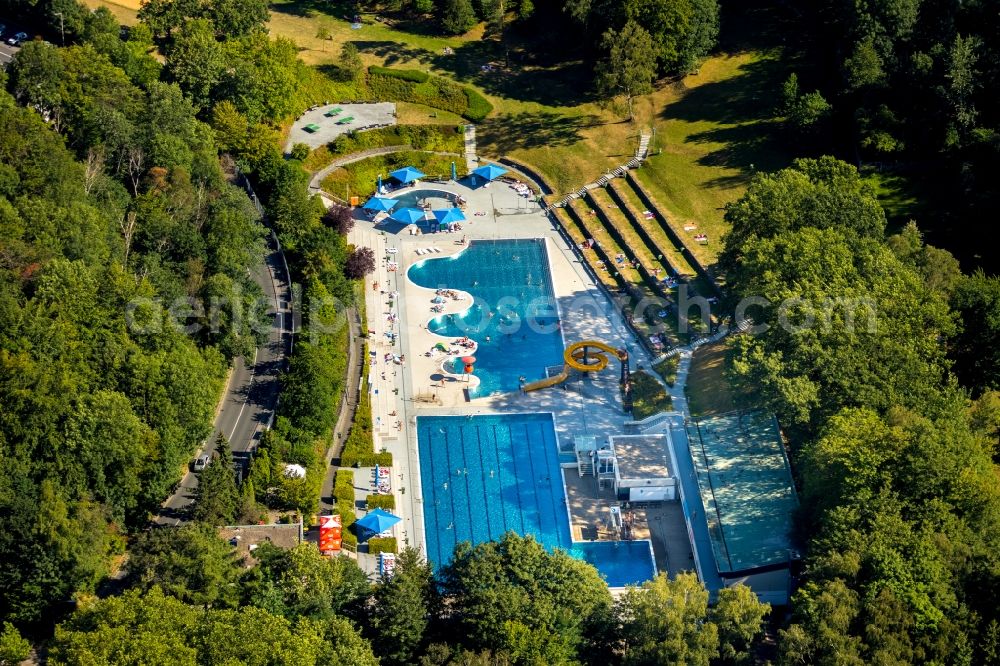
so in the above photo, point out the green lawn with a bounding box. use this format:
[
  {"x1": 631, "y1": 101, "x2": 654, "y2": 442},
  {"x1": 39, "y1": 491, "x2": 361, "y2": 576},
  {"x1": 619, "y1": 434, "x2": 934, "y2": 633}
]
[
  {"x1": 685, "y1": 340, "x2": 757, "y2": 417},
  {"x1": 631, "y1": 370, "x2": 672, "y2": 420}
]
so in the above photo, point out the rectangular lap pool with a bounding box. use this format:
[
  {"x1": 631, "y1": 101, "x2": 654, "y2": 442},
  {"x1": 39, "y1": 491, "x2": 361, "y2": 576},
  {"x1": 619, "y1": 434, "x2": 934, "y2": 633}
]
[{"x1": 417, "y1": 413, "x2": 656, "y2": 587}]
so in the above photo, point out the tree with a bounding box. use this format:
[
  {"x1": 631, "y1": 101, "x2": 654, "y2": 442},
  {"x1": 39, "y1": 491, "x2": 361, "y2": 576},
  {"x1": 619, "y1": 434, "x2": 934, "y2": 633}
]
[
  {"x1": 128, "y1": 523, "x2": 242, "y2": 608},
  {"x1": 370, "y1": 548, "x2": 436, "y2": 665},
  {"x1": 338, "y1": 43, "x2": 363, "y2": 81},
  {"x1": 618, "y1": 573, "x2": 718, "y2": 666},
  {"x1": 713, "y1": 584, "x2": 770, "y2": 664},
  {"x1": 727, "y1": 227, "x2": 952, "y2": 426},
  {"x1": 440, "y1": 0, "x2": 478, "y2": 35},
  {"x1": 209, "y1": 0, "x2": 270, "y2": 38},
  {"x1": 344, "y1": 246, "x2": 376, "y2": 279},
  {"x1": 50, "y1": 586, "x2": 377, "y2": 665},
  {"x1": 243, "y1": 542, "x2": 370, "y2": 620},
  {"x1": 440, "y1": 534, "x2": 613, "y2": 663},
  {"x1": 9, "y1": 41, "x2": 65, "y2": 127},
  {"x1": 192, "y1": 434, "x2": 239, "y2": 526},
  {"x1": 886, "y1": 222, "x2": 962, "y2": 297},
  {"x1": 324, "y1": 204, "x2": 355, "y2": 235},
  {"x1": 949, "y1": 271, "x2": 1000, "y2": 396},
  {"x1": 595, "y1": 20, "x2": 657, "y2": 121},
  {"x1": 721, "y1": 157, "x2": 886, "y2": 275},
  {"x1": 166, "y1": 19, "x2": 226, "y2": 112}
]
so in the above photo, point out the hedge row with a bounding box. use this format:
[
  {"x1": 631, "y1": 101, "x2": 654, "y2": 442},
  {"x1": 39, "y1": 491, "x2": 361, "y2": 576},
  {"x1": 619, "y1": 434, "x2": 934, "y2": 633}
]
[
  {"x1": 330, "y1": 124, "x2": 464, "y2": 157},
  {"x1": 366, "y1": 494, "x2": 396, "y2": 510},
  {"x1": 368, "y1": 537, "x2": 398, "y2": 555},
  {"x1": 321, "y1": 150, "x2": 467, "y2": 201},
  {"x1": 367, "y1": 65, "x2": 429, "y2": 83},
  {"x1": 334, "y1": 469, "x2": 355, "y2": 503},
  {"x1": 366, "y1": 66, "x2": 492, "y2": 122},
  {"x1": 336, "y1": 498, "x2": 358, "y2": 550},
  {"x1": 463, "y1": 87, "x2": 492, "y2": 122},
  {"x1": 340, "y1": 345, "x2": 394, "y2": 468}
]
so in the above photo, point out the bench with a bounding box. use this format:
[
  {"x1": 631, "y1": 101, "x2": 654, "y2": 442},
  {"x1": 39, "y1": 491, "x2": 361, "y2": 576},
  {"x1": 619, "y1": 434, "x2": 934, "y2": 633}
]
[
  {"x1": 337, "y1": 116, "x2": 355, "y2": 125},
  {"x1": 304, "y1": 123, "x2": 321, "y2": 133},
  {"x1": 324, "y1": 107, "x2": 343, "y2": 117}
]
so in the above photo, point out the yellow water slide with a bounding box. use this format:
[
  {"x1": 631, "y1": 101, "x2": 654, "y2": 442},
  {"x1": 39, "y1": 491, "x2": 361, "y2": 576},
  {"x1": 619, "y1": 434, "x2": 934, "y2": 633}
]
[{"x1": 521, "y1": 341, "x2": 628, "y2": 392}]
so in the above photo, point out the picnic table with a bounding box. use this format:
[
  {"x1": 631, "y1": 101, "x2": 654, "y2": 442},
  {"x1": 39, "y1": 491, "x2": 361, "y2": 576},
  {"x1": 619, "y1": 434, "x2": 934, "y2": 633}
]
[
  {"x1": 324, "y1": 107, "x2": 343, "y2": 117},
  {"x1": 337, "y1": 116, "x2": 355, "y2": 125},
  {"x1": 304, "y1": 123, "x2": 321, "y2": 133}
]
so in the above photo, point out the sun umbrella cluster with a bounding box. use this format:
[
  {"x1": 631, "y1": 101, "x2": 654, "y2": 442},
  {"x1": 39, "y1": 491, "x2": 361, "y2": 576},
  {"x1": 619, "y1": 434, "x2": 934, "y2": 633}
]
[{"x1": 365, "y1": 165, "x2": 468, "y2": 230}]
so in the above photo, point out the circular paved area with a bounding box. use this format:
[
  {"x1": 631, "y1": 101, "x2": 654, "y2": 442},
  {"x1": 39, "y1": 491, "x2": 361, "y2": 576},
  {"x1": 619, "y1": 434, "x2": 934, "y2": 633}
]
[{"x1": 286, "y1": 102, "x2": 397, "y2": 152}]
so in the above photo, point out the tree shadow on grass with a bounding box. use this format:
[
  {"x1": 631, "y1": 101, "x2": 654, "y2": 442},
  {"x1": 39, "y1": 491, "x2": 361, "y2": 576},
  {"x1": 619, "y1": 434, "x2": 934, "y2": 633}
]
[
  {"x1": 270, "y1": 0, "x2": 356, "y2": 20},
  {"x1": 430, "y1": 40, "x2": 598, "y2": 108},
  {"x1": 660, "y1": 56, "x2": 792, "y2": 180},
  {"x1": 477, "y1": 111, "x2": 601, "y2": 155},
  {"x1": 352, "y1": 40, "x2": 434, "y2": 67},
  {"x1": 686, "y1": 119, "x2": 788, "y2": 173},
  {"x1": 661, "y1": 57, "x2": 784, "y2": 126}
]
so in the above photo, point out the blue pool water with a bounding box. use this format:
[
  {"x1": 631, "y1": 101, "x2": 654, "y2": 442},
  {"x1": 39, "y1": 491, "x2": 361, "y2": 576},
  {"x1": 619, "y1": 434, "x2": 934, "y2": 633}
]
[
  {"x1": 418, "y1": 413, "x2": 657, "y2": 587},
  {"x1": 407, "y1": 239, "x2": 564, "y2": 398},
  {"x1": 390, "y1": 188, "x2": 455, "y2": 210}
]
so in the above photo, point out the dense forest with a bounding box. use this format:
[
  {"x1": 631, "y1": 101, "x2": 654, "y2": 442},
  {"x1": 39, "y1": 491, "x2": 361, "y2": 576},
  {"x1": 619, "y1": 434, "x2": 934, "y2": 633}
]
[
  {"x1": 0, "y1": 0, "x2": 364, "y2": 652},
  {"x1": 2, "y1": 0, "x2": 1000, "y2": 664}
]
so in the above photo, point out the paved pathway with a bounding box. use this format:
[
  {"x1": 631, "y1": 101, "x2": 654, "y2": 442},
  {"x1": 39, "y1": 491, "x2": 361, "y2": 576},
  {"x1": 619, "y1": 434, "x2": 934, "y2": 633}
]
[
  {"x1": 309, "y1": 145, "x2": 412, "y2": 194},
  {"x1": 464, "y1": 125, "x2": 477, "y2": 171}
]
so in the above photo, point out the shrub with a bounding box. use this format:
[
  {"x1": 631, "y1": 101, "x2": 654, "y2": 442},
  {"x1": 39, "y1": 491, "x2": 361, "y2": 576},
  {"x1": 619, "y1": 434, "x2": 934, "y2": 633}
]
[
  {"x1": 336, "y1": 498, "x2": 356, "y2": 526},
  {"x1": 345, "y1": 247, "x2": 376, "y2": 279},
  {"x1": 321, "y1": 151, "x2": 467, "y2": 199},
  {"x1": 289, "y1": 143, "x2": 311, "y2": 160},
  {"x1": 368, "y1": 537, "x2": 397, "y2": 555},
  {"x1": 631, "y1": 370, "x2": 673, "y2": 420},
  {"x1": 654, "y1": 355, "x2": 680, "y2": 387},
  {"x1": 334, "y1": 470, "x2": 355, "y2": 502},
  {"x1": 367, "y1": 65, "x2": 430, "y2": 83},
  {"x1": 365, "y1": 67, "x2": 491, "y2": 122},
  {"x1": 366, "y1": 494, "x2": 396, "y2": 510},
  {"x1": 464, "y1": 87, "x2": 493, "y2": 122}
]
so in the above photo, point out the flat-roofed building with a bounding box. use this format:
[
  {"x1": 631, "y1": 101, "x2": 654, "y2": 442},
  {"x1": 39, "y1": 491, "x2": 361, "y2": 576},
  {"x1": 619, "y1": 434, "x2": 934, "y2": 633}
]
[{"x1": 610, "y1": 434, "x2": 676, "y2": 502}]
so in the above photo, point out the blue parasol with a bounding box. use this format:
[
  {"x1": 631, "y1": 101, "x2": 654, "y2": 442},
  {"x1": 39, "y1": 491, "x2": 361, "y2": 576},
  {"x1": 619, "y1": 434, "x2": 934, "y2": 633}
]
[{"x1": 389, "y1": 166, "x2": 426, "y2": 184}]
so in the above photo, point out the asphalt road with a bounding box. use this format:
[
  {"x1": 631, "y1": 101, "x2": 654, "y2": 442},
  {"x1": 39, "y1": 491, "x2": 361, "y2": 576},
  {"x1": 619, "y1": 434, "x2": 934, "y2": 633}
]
[
  {"x1": 156, "y1": 232, "x2": 292, "y2": 526},
  {"x1": 0, "y1": 42, "x2": 20, "y2": 67}
]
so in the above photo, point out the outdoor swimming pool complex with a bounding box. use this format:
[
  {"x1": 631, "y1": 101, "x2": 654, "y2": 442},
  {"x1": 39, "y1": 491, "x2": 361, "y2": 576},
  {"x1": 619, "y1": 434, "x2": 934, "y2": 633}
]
[
  {"x1": 417, "y1": 413, "x2": 657, "y2": 587},
  {"x1": 407, "y1": 239, "x2": 565, "y2": 397}
]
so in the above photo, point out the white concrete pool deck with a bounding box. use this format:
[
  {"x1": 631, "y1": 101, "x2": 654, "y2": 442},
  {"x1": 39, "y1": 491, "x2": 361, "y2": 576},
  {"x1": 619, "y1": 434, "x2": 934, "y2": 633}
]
[{"x1": 347, "y1": 179, "x2": 659, "y2": 565}]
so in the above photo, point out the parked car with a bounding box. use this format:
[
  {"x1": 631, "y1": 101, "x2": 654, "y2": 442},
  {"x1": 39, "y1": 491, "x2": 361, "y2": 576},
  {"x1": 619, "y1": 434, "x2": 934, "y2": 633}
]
[
  {"x1": 193, "y1": 454, "x2": 210, "y2": 472},
  {"x1": 6, "y1": 32, "x2": 28, "y2": 46}
]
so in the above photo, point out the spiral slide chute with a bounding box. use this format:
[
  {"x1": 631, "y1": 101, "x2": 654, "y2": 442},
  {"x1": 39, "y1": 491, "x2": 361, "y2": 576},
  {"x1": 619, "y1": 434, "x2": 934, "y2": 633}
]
[{"x1": 521, "y1": 341, "x2": 628, "y2": 392}]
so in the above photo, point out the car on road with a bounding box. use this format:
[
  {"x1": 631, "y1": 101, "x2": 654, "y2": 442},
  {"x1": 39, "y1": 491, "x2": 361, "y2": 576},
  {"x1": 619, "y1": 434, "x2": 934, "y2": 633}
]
[
  {"x1": 192, "y1": 454, "x2": 210, "y2": 472},
  {"x1": 6, "y1": 32, "x2": 27, "y2": 46}
]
